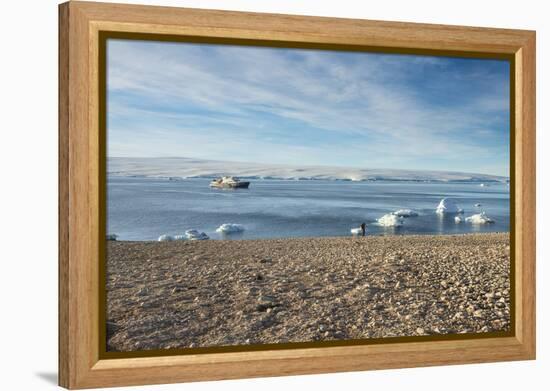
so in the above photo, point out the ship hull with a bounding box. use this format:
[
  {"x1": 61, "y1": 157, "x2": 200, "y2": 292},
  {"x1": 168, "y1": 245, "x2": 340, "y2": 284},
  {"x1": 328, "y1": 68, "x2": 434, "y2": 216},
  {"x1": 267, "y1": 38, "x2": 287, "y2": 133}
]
[{"x1": 210, "y1": 181, "x2": 250, "y2": 189}]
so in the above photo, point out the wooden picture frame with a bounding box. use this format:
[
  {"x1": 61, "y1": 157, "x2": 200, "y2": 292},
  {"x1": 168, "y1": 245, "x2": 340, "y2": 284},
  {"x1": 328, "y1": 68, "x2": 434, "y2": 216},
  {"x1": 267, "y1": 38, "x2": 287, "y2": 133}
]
[{"x1": 59, "y1": 1, "x2": 536, "y2": 388}]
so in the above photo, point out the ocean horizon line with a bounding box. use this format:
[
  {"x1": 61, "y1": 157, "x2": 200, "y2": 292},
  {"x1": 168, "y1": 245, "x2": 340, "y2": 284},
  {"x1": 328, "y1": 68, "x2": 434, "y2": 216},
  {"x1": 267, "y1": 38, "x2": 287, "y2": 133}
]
[{"x1": 107, "y1": 173, "x2": 509, "y2": 184}]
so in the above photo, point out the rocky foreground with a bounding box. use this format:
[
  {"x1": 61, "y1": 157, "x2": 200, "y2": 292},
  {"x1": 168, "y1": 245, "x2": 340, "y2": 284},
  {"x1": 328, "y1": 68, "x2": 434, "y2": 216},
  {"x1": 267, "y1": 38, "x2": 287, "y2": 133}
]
[{"x1": 106, "y1": 233, "x2": 510, "y2": 352}]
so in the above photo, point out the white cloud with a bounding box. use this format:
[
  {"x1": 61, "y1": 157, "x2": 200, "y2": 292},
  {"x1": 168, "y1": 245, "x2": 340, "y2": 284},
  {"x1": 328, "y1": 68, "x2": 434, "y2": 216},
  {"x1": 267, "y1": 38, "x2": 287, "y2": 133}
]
[{"x1": 106, "y1": 39, "x2": 510, "y2": 175}]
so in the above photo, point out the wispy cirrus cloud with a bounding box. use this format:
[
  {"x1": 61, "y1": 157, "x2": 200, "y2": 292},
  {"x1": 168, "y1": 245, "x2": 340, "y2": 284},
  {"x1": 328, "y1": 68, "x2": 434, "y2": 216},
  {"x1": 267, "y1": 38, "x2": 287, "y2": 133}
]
[{"x1": 107, "y1": 39, "x2": 510, "y2": 176}]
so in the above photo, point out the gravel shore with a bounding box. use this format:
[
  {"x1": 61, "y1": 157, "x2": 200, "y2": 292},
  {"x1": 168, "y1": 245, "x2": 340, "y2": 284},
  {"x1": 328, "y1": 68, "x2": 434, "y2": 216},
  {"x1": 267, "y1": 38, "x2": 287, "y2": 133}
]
[{"x1": 106, "y1": 233, "x2": 510, "y2": 352}]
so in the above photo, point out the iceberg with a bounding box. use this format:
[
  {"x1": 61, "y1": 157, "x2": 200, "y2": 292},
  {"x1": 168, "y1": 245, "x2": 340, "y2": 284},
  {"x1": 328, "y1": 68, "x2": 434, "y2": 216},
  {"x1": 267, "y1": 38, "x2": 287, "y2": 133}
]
[
  {"x1": 174, "y1": 235, "x2": 187, "y2": 241},
  {"x1": 392, "y1": 209, "x2": 419, "y2": 217},
  {"x1": 106, "y1": 234, "x2": 118, "y2": 241},
  {"x1": 435, "y1": 198, "x2": 463, "y2": 214},
  {"x1": 216, "y1": 223, "x2": 245, "y2": 234},
  {"x1": 350, "y1": 227, "x2": 362, "y2": 235},
  {"x1": 185, "y1": 229, "x2": 209, "y2": 240},
  {"x1": 377, "y1": 213, "x2": 403, "y2": 227},
  {"x1": 158, "y1": 234, "x2": 174, "y2": 242},
  {"x1": 454, "y1": 216, "x2": 464, "y2": 223},
  {"x1": 465, "y1": 212, "x2": 495, "y2": 224}
]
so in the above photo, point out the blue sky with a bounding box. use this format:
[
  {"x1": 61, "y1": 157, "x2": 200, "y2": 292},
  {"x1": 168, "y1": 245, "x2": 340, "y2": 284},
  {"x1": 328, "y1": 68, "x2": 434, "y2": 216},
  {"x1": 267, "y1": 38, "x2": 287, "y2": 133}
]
[{"x1": 107, "y1": 39, "x2": 510, "y2": 176}]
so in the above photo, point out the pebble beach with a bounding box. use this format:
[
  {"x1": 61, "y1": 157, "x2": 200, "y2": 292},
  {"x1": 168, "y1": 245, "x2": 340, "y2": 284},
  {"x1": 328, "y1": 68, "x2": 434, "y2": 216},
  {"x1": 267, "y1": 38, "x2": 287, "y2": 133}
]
[{"x1": 106, "y1": 232, "x2": 510, "y2": 352}]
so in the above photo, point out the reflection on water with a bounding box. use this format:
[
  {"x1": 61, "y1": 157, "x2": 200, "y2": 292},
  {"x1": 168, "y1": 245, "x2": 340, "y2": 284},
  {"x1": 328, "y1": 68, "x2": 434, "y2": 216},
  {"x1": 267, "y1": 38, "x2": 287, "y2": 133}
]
[
  {"x1": 107, "y1": 177, "x2": 510, "y2": 241},
  {"x1": 219, "y1": 231, "x2": 245, "y2": 240}
]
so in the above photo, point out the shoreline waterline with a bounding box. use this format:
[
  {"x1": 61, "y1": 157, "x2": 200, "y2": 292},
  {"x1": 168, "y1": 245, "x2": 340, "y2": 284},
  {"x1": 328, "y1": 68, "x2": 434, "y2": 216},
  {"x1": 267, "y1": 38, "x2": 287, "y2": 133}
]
[{"x1": 108, "y1": 231, "x2": 510, "y2": 243}]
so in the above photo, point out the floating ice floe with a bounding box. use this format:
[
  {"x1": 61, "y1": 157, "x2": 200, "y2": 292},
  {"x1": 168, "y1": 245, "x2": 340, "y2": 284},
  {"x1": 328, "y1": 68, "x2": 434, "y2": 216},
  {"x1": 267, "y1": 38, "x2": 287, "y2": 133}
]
[
  {"x1": 158, "y1": 234, "x2": 174, "y2": 242},
  {"x1": 465, "y1": 212, "x2": 495, "y2": 224},
  {"x1": 454, "y1": 216, "x2": 464, "y2": 223},
  {"x1": 392, "y1": 209, "x2": 419, "y2": 217},
  {"x1": 377, "y1": 213, "x2": 403, "y2": 227},
  {"x1": 185, "y1": 229, "x2": 209, "y2": 240},
  {"x1": 106, "y1": 234, "x2": 118, "y2": 241},
  {"x1": 350, "y1": 227, "x2": 362, "y2": 235},
  {"x1": 435, "y1": 198, "x2": 464, "y2": 214},
  {"x1": 216, "y1": 223, "x2": 245, "y2": 234}
]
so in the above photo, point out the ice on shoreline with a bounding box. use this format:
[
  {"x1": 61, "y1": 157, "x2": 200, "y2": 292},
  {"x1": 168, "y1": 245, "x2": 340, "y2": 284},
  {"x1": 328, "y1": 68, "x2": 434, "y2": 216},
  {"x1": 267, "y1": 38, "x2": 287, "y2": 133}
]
[
  {"x1": 185, "y1": 229, "x2": 209, "y2": 240},
  {"x1": 158, "y1": 234, "x2": 174, "y2": 242},
  {"x1": 392, "y1": 209, "x2": 419, "y2": 217},
  {"x1": 350, "y1": 227, "x2": 362, "y2": 235},
  {"x1": 377, "y1": 213, "x2": 403, "y2": 227},
  {"x1": 158, "y1": 230, "x2": 210, "y2": 241},
  {"x1": 466, "y1": 212, "x2": 495, "y2": 224},
  {"x1": 436, "y1": 198, "x2": 464, "y2": 214},
  {"x1": 216, "y1": 224, "x2": 245, "y2": 234}
]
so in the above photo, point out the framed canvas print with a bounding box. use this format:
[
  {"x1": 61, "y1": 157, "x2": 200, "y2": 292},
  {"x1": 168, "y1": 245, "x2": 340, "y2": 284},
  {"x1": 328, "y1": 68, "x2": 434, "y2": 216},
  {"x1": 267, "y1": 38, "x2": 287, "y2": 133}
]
[{"x1": 59, "y1": 1, "x2": 536, "y2": 389}]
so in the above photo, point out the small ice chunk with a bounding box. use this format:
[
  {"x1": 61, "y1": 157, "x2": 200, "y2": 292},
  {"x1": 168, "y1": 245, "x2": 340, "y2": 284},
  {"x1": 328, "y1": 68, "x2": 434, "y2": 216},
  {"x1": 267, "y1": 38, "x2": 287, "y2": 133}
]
[
  {"x1": 392, "y1": 209, "x2": 418, "y2": 217},
  {"x1": 185, "y1": 229, "x2": 209, "y2": 240},
  {"x1": 158, "y1": 234, "x2": 174, "y2": 242},
  {"x1": 106, "y1": 234, "x2": 118, "y2": 241},
  {"x1": 216, "y1": 223, "x2": 245, "y2": 234},
  {"x1": 436, "y1": 198, "x2": 463, "y2": 214},
  {"x1": 350, "y1": 227, "x2": 362, "y2": 235},
  {"x1": 479, "y1": 183, "x2": 489, "y2": 187},
  {"x1": 377, "y1": 213, "x2": 403, "y2": 227},
  {"x1": 454, "y1": 216, "x2": 464, "y2": 223},
  {"x1": 465, "y1": 212, "x2": 495, "y2": 224}
]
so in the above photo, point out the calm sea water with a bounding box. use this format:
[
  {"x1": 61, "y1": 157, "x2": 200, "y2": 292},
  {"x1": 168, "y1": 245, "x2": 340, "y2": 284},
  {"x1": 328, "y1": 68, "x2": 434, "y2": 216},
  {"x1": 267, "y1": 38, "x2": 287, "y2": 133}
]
[{"x1": 107, "y1": 177, "x2": 510, "y2": 241}]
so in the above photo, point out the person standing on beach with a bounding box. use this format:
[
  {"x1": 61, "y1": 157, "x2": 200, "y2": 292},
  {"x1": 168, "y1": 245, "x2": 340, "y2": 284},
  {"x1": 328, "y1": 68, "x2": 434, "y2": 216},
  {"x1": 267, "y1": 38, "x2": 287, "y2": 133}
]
[{"x1": 361, "y1": 222, "x2": 366, "y2": 237}]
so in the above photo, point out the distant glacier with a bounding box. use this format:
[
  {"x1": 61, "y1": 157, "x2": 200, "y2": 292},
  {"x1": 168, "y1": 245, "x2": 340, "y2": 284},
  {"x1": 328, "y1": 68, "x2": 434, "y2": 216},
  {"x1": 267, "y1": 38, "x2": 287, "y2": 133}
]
[{"x1": 107, "y1": 157, "x2": 508, "y2": 183}]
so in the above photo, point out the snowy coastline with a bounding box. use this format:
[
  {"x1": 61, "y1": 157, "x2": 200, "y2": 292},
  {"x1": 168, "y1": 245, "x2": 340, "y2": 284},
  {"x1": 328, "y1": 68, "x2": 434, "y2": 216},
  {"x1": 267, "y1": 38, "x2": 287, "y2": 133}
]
[{"x1": 108, "y1": 157, "x2": 508, "y2": 184}]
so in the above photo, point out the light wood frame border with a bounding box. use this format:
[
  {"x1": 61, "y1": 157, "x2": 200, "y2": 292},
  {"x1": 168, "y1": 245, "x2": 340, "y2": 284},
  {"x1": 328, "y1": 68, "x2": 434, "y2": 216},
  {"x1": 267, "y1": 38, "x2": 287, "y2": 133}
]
[{"x1": 59, "y1": 1, "x2": 536, "y2": 388}]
